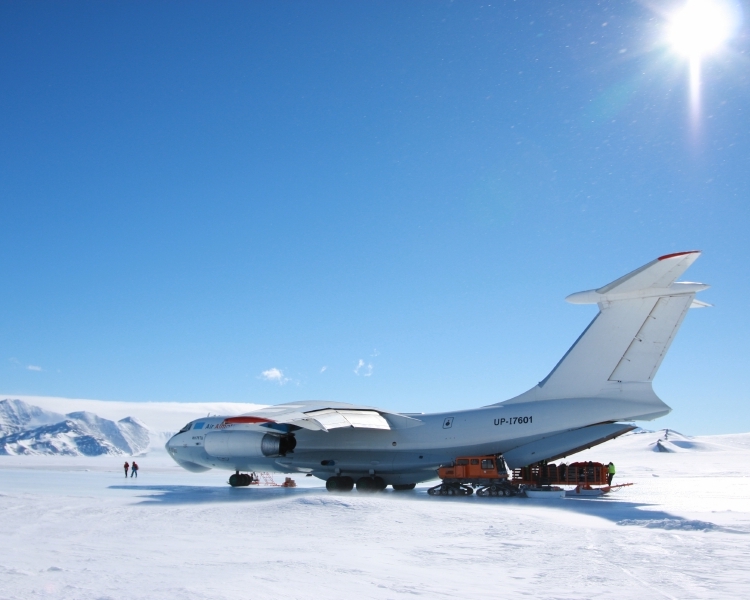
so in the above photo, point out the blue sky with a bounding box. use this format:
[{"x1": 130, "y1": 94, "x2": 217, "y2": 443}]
[{"x1": 1, "y1": 1, "x2": 748, "y2": 434}]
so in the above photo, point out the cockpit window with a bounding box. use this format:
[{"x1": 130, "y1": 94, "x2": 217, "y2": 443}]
[{"x1": 178, "y1": 422, "x2": 192, "y2": 433}]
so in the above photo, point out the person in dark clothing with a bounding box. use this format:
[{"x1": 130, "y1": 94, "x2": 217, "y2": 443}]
[
  {"x1": 124, "y1": 461, "x2": 129, "y2": 477},
  {"x1": 130, "y1": 461, "x2": 139, "y2": 478}
]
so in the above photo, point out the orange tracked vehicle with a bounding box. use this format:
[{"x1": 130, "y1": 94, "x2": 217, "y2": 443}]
[{"x1": 428, "y1": 455, "x2": 517, "y2": 496}]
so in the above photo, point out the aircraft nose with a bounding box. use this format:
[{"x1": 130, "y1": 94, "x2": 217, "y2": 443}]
[{"x1": 165, "y1": 434, "x2": 180, "y2": 455}]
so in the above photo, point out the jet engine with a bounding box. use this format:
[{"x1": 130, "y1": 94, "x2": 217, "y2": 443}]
[{"x1": 204, "y1": 430, "x2": 296, "y2": 459}]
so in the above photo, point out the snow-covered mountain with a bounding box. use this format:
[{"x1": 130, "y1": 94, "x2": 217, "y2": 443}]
[
  {"x1": 0, "y1": 399, "x2": 150, "y2": 456},
  {"x1": 0, "y1": 398, "x2": 66, "y2": 435}
]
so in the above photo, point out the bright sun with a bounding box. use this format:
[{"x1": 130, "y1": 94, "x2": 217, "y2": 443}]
[{"x1": 667, "y1": 0, "x2": 737, "y2": 58}]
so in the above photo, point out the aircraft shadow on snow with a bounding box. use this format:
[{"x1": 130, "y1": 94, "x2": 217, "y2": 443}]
[
  {"x1": 109, "y1": 483, "x2": 321, "y2": 504},
  {"x1": 108, "y1": 483, "x2": 729, "y2": 531}
]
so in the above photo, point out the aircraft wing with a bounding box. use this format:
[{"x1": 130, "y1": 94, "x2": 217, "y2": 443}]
[{"x1": 220, "y1": 400, "x2": 422, "y2": 433}]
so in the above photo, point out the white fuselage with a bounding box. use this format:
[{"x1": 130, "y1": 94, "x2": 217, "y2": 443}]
[{"x1": 165, "y1": 393, "x2": 667, "y2": 485}]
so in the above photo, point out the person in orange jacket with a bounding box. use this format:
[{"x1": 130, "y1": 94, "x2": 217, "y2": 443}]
[{"x1": 124, "y1": 461, "x2": 129, "y2": 477}]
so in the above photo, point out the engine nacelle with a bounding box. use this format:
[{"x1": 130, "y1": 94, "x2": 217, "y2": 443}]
[{"x1": 204, "y1": 430, "x2": 296, "y2": 458}]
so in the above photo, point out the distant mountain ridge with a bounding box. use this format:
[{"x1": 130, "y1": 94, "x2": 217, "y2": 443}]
[{"x1": 0, "y1": 399, "x2": 150, "y2": 456}]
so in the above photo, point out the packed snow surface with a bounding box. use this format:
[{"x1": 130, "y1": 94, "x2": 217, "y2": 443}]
[{"x1": 1, "y1": 429, "x2": 749, "y2": 599}]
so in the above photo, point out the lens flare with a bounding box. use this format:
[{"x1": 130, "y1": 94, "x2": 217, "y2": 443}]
[
  {"x1": 666, "y1": 0, "x2": 741, "y2": 137},
  {"x1": 667, "y1": 0, "x2": 736, "y2": 58}
]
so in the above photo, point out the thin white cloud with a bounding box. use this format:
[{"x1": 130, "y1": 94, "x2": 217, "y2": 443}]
[
  {"x1": 258, "y1": 368, "x2": 289, "y2": 385},
  {"x1": 10, "y1": 358, "x2": 44, "y2": 372},
  {"x1": 354, "y1": 359, "x2": 373, "y2": 377},
  {"x1": 320, "y1": 366, "x2": 327, "y2": 373},
  {"x1": 371, "y1": 348, "x2": 380, "y2": 357}
]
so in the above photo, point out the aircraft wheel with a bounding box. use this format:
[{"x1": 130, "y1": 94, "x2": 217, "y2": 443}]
[
  {"x1": 392, "y1": 483, "x2": 416, "y2": 491},
  {"x1": 229, "y1": 474, "x2": 241, "y2": 487},
  {"x1": 327, "y1": 476, "x2": 355, "y2": 492},
  {"x1": 373, "y1": 476, "x2": 386, "y2": 491},
  {"x1": 356, "y1": 477, "x2": 375, "y2": 493}
]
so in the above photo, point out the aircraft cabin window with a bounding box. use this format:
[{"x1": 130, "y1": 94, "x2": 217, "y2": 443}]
[
  {"x1": 481, "y1": 459, "x2": 494, "y2": 469},
  {"x1": 178, "y1": 422, "x2": 192, "y2": 433}
]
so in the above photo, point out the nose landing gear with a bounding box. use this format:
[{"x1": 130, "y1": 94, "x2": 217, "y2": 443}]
[{"x1": 229, "y1": 472, "x2": 256, "y2": 487}]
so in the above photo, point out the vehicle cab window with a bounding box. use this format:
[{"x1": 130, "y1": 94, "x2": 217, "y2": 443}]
[{"x1": 481, "y1": 459, "x2": 494, "y2": 470}]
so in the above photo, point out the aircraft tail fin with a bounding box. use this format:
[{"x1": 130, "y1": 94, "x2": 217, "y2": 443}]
[{"x1": 505, "y1": 251, "x2": 709, "y2": 404}]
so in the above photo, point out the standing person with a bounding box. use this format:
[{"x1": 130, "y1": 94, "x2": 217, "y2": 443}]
[
  {"x1": 131, "y1": 461, "x2": 139, "y2": 478},
  {"x1": 124, "y1": 461, "x2": 129, "y2": 477},
  {"x1": 607, "y1": 462, "x2": 615, "y2": 485}
]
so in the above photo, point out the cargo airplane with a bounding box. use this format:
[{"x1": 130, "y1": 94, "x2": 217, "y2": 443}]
[{"x1": 167, "y1": 251, "x2": 709, "y2": 491}]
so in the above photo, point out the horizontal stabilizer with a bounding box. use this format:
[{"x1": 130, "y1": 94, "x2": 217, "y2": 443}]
[
  {"x1": 597, "y1": 251, "x2": 701, "y2": 294},
  {"x1": 566, "y1": 251, "x2": 707, "y2": 305}
]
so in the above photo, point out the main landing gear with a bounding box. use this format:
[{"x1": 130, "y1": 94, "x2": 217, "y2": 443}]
[
  {"x1": 325, "y1": 476, "x2": 354, "y2": 492},
  {"x1": 326, "y1": 475, "x2": 409, "y2": 493},
  {"x1": 229, "y1": 471, "x2": 256, "y2": 487},
  {"x1": 392, "y1": 483, "x2": 416, "y2": 491},
  {"x1": 356, "y1": 476, "x2": 387, "y2": 492}
]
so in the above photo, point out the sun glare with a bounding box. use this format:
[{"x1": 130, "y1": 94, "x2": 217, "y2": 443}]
[
  {"x1": 665, "y1": 0, "x2": 741, "y2": 136},
  {"x1": 667, "y1": 0, "x2": 736, "y2": 58}
]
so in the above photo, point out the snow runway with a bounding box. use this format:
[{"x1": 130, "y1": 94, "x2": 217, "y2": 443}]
[{"x1": 2, "y1": 434, "x2": 750, "y2": 599}]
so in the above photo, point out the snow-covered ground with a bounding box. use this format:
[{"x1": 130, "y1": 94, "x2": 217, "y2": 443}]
[{"x1": 1, "y1": 430, "x2": 749, "y2": 599}]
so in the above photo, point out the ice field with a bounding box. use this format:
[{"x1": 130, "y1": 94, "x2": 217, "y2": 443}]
[{"x1": 1, "y1": 430, "x2": 749, "y2": 599}]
